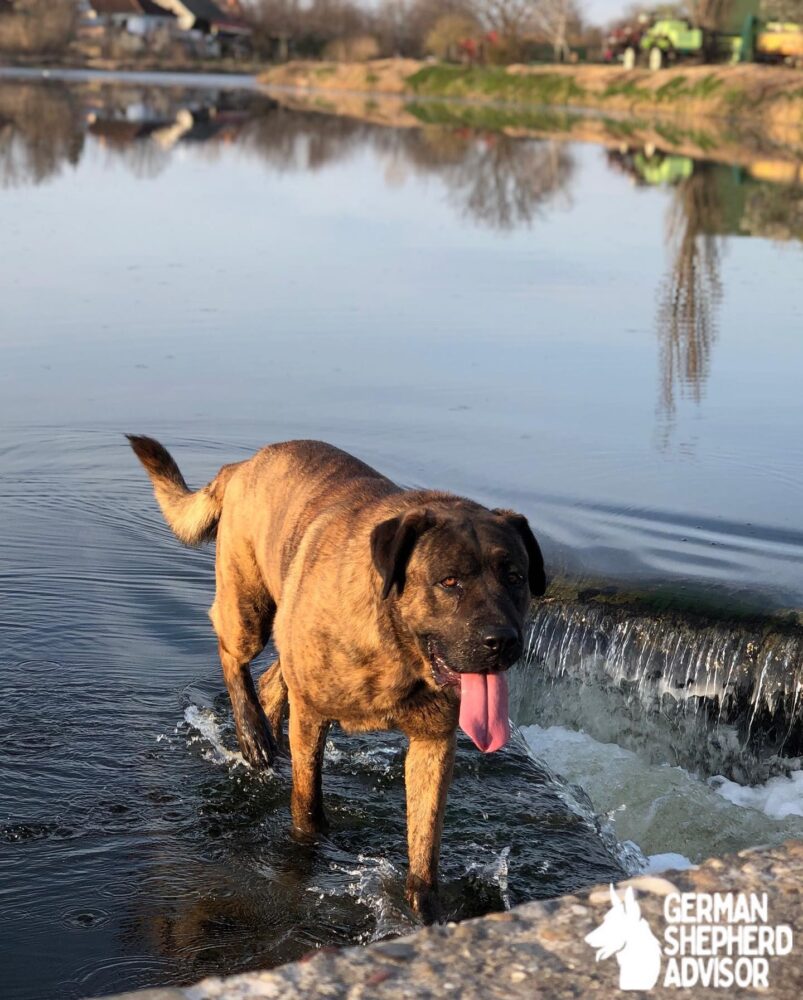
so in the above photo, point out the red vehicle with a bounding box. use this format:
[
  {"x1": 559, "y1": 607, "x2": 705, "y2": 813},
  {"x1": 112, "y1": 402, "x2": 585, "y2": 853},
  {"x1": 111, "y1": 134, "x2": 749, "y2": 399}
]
[{"x1": 603, "y1": 15, "x2": 650, "y2": 66}]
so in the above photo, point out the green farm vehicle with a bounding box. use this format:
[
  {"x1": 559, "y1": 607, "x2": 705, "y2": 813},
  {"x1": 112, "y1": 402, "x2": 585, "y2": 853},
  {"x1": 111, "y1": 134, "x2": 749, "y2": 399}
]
[
  {"x1": 622, "y1": 18, "x2": 737, "y2": 69},
  {"x1": 619, "y1": 1, "x2": 803, "y2": 69}
]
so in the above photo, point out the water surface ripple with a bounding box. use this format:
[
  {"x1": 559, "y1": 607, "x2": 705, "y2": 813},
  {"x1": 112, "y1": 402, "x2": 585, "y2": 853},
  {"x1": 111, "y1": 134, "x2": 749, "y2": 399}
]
[{"x1": 1, "y1": 76, "x2": 801, "y2": 999}]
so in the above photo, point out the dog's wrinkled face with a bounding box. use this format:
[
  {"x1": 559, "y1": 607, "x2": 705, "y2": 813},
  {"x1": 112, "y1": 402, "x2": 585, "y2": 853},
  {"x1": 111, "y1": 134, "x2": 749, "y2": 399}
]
[
  {"x1": 371, "y1": 501, "x2": 546, "y2": 753},
  {"x1": 371, "y1": 504, "x2": 546, "y2": 752},
  {"x1": 371, "y1": 504, "x2": 546, "y2": 675}
]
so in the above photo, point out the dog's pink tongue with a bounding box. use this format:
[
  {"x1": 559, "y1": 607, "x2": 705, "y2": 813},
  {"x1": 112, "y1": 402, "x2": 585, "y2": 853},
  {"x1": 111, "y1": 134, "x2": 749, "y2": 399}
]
[{"x1": 459, "y1": 672, "x2": 510, "y2": 752}]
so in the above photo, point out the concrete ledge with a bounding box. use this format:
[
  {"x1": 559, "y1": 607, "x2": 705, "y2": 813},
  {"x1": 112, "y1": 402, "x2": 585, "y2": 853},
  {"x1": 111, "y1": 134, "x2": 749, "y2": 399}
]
[{"x1": 98, "y1": 840, "x2": 801, "y2": 999}]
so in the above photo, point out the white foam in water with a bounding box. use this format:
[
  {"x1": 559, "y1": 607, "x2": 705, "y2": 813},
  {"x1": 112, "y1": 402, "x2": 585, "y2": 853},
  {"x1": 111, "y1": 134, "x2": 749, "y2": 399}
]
[
  {"x1": 323, "y1": 740, "x2": 401, "y2": 775},
  {"x1": 709, "y1": 771, "x2": 803, "y2": 820},
  {"x1": 184, "y1": 704, "x2": 249, "y2": 768},
  {"x1": 520, "y1": 723, "x2": 803, "y2": 868},
  {"x1": 310, "y1": 852, "x2": 413, "y2": 942}
]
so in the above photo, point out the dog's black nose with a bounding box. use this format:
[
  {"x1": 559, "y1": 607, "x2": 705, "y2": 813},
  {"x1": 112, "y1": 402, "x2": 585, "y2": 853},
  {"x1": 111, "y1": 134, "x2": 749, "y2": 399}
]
[{"x1": 482, "y1": 627, "x2": 521, "y2": 663}]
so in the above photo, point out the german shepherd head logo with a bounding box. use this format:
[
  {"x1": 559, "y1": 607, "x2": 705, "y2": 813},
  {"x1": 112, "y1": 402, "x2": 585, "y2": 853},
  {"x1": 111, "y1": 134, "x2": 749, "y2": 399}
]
[{"x1": 585, "y1": 885, "x2": 662, "y2": 990}]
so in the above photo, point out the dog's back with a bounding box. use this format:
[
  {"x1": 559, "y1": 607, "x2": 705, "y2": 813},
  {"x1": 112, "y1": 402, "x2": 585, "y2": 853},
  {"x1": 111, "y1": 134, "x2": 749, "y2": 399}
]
[{"x1": 128, "y1": 436, "x2": 394, "y2": 549}]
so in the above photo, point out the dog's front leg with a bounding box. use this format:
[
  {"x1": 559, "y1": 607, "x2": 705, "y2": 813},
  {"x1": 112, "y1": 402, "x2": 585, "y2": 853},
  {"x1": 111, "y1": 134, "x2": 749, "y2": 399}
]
[
  {"x1": 218, "y1": 642, "x2": 277, "y2": 768},
  {"x1": 404, "y1": 732, "x2": 456, "y2": 924},
  {"x1": 288, "y1": 693, "x2": 330, "y2": 838}
]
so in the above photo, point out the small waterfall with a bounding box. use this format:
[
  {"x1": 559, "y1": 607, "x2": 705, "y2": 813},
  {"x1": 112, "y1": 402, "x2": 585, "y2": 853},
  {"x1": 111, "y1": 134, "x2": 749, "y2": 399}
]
[{"x1": 515, "y1": 596, "x2": 803, "y2": 780}]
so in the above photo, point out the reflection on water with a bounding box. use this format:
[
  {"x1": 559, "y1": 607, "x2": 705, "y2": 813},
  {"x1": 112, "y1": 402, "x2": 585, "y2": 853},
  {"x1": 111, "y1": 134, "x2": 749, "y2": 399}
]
[
  {"x1": 657, "y1": 167, "x2": 724, "y2": 424},
  {"x1": 404, "y1": 129, "x2": 574, "y2": 230},
  {"x1": 607, "y1": 146, "x2": 803, "y2": 430},
  {"x1": 0, "y1": 81, "x2": 84, "y2": 185},
  {"x1": 0, "y1": 79, "x2": 575, "y2": 231},
  {"x1": 2, "y1": 74, "x2": 802, "y2": 609},
  {"x1": 3, "y1": 79, "x2": 801, "y2": 437}
]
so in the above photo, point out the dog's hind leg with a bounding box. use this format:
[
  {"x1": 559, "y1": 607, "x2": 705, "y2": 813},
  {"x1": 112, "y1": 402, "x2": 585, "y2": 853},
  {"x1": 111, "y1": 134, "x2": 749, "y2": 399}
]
[
  {"x1": 288, "y1": 692, "x2": 329, "y2": 838},
  {"x1": 258, "y1": 660, "x2": 288, "y2": 752}
]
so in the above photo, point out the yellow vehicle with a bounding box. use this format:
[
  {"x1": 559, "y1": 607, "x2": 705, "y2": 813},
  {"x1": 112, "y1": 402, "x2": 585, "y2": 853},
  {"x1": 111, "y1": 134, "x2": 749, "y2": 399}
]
[{"x1": 756, "y1": 22, "x2": 803, "y2": 66}]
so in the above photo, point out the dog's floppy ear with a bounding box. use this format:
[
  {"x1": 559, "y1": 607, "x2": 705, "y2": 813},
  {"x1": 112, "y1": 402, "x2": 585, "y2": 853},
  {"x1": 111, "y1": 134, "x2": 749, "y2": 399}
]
[
  {"x1": 493, "y1": 509, "x2": 547, "y2": 597},
  {"x1": 371, "y1": 508, "x2": 435, "y2": 599}
]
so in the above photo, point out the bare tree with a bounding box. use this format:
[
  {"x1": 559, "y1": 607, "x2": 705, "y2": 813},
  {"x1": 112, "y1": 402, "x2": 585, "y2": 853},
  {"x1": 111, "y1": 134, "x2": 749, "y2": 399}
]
[
  {"x1": 760, "y1": 0, "x2": 803, "y2": 19},
  {"x1": 239, "y1": 0, "x2": 294, "y2": 58},
  {"x1": 243, "y1": 0, "x2": 374, "y2": 59},
  {"x1": 532, "y1": 0, "x2": 584, "y2": 60},
  {"x1": 685, "y1": 0, "x2": 729, "y2": 30},
  {"x1": 471, "y1": 0, "x2": 537, "y2": 50},
  {"x1": 0, "y1": 0, "x2": 79, "y2": 55},
  {"x1": 424, "y1": 13, "x2": 481, "y2": 60},
  {"x1": 374, "y1": 0, "x2": 417, "y2": 56}
]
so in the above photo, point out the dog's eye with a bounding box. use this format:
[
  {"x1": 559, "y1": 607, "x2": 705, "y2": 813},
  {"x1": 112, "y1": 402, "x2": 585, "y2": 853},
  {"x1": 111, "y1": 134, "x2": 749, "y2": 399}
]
[
  {"x1": 507, "y1": 571, "x2": 524, "y2": 586},
  {"x1": 439, "y1": 576, "x2": 459, "y2": 589}
]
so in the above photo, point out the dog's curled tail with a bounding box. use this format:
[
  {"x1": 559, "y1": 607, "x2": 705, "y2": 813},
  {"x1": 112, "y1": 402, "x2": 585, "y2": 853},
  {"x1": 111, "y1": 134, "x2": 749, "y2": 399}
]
[{"x1": 127, "y1": 434, "x2": 233, "y2": 547}]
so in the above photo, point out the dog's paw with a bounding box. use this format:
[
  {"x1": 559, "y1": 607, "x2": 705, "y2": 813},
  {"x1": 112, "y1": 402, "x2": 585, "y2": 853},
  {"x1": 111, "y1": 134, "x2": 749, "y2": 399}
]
[
  {"x1": 237, "y1": 711, "x2": 278, "y2": 769},
  {"x1": 405, "y1": 877, "x2": 441, "y2": 925},
  {"x1": 290, "y1": 800, "x2": 330, "y2": 841}
]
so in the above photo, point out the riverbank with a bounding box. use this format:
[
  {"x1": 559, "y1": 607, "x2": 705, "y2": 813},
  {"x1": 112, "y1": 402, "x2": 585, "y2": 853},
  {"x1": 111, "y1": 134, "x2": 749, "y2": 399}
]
[
  {"x1": 97, "y1": 841, "x2": 803, "y2": 999},
  {"x1": 259, "y1": 59, "x2": 803, "y2": 147},
  {"x1": 0, "y1": 52, "x2": 264, "y2": 77},
  {"x1": 267, "y1": 85, "x2": 803, "y2": 172}
]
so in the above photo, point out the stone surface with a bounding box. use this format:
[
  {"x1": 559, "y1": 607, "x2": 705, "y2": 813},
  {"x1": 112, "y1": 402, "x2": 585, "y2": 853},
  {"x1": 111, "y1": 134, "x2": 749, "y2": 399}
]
[{"x1": 95, "y1": 841, "x2": 801, "y2": 1000}]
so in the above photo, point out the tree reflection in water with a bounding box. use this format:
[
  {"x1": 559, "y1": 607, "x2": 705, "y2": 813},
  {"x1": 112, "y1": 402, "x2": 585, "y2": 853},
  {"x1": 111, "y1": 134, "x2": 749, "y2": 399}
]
[
  {"x1": 656, "y1": 168, "x2": 724, "y2": 427},
  {"x1": 2, "y1": 78, "x2": 800, "y2": 439},
  {"x1": 0, "y1": 81, "x2": 84, "y2": 187},
  {"x1": 437, "y1": 132, "x2": 574, "y2": 230},
  {"x1": 0, "y1": 80, "x2": 574, "y2": 233}
]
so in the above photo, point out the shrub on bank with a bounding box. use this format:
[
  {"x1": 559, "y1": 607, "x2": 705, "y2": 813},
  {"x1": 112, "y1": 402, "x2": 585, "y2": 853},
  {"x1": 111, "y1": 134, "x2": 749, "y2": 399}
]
[
  {"x1": 322, "y1": 34, "x2": 381, "y2": 62},
  {"x1": 0, "y1": 0, "x2": 78, "y2": 56}
]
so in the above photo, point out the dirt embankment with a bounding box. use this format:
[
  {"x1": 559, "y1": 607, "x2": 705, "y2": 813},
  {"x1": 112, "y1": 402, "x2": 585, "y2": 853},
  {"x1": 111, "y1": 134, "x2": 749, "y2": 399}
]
[{"x1": 260, "y1": 59, "x2": 803, "y2": 146}]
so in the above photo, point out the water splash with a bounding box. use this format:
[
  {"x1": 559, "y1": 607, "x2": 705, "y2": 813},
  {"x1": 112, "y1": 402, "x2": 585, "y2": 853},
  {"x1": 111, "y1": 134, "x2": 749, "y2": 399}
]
[
  {"x1": 464, "y1": 846, "x2": 512, "y2": 910},
  {"x1": 183, "y1": 704, "x2": 250, "y2": 769},
  {"x1": 323, "y1": 740, "x2": 403, "y2": 776},
  {"x1": 309, "y1": 850, "x2": 413, "y2": 943}
]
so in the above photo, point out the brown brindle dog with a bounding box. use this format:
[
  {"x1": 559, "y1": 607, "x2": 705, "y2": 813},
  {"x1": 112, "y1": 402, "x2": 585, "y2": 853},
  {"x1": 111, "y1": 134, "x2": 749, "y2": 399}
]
[{"x1": 128, "y1": 436, "x2": 546, "y2": 921}]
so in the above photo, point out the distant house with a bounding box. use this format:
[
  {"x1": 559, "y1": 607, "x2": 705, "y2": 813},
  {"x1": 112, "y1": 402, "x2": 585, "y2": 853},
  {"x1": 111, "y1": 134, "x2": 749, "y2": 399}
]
[
  {"x1": 148, "y1": 0, "x2": 250, "y2": 39},
  {"x1": 85, "y1": 0, "x2": 250, "y2": 43},
  {"x1": 86, "y1": 0, "x2": 176, "y2": 35}
]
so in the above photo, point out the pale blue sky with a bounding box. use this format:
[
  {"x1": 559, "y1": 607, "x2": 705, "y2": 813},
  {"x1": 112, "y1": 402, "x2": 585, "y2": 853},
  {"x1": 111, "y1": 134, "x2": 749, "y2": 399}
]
[{"x1": 584, "y1": 0, "x2": 628, "y2": 26}]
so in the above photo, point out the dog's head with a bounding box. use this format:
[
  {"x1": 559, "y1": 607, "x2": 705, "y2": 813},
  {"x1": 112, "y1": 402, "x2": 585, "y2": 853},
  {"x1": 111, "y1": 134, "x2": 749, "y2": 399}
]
[{"x1": 370, "y1": 502, "x2": 546, "y2": 749}]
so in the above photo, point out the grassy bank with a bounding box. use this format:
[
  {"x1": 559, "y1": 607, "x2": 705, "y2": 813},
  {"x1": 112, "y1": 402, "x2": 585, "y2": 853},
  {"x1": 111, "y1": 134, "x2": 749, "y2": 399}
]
[{"x1": 260, "y1": 59, "x2": 803, "y2": 143}]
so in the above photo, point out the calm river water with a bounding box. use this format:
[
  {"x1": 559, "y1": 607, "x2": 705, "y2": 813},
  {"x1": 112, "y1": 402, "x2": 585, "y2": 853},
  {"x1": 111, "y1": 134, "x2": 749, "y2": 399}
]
[{"x1": 1, "y1": 73, "x2": 801, "y2": 999}]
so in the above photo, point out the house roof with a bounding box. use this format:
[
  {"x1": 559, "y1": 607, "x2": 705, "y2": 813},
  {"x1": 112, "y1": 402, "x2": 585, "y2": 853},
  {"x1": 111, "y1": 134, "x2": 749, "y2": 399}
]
[
  {"x1": 87, "y1": 0, "x2": 249, "y2": 32},
  {"x1": 155, "y1": 0, "x2": 250, "y2": 32},
  {"x1": 88, "y1": 0, "x2": 174, "y2": 15},
  {"x1": 140, "y1": 0, "x2": 174, "y2": 13},
  {"x1": 164, "y1": 0, "x2": 227, "y2": 22}
]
